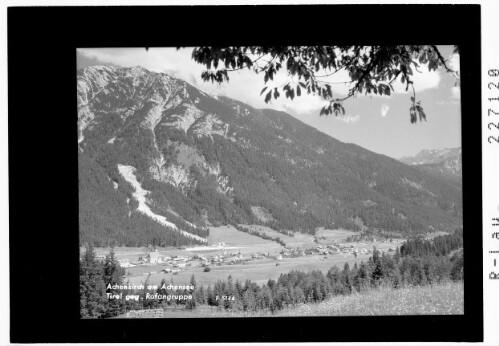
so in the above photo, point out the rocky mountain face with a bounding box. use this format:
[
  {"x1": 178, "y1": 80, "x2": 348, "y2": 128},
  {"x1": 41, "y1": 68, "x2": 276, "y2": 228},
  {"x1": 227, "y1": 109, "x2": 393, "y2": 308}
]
[
  {"x1": 78, "y1": 65, "x2": 463, "y2": 247},
  {"x1": 399, "y1": 148, "x2": 462, "y2": 179}
]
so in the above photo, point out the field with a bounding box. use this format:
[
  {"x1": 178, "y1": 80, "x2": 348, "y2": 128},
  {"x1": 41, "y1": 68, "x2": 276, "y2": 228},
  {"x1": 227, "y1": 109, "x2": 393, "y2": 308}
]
[
  {"x1": 277, "y1": 281, "x2": 464, "y2": 316},
  {"x1": 207, "y1": 225, "x2": 283, "y2": 253},
  {"x1": 118, "y1": 282, "x2": 464, "y2": 318},
  {"x1": 239, "y1": 224, "x2": 316, "y2": 248},
  {"x1": 89, "y1": 225, "x2": 405, "y2": 288},
  {"x1": 124, "y1": 252, "x2": 375, "y2": 287},
  {"x1": 424, "y1": 231, "x2": 451, "y2": 239},
  {"x1": 315, "y1": 228, "x2": 358, "y2": 242},
  {"x1": 210, "y1": 282, "x2": 464, "y2": 317}
]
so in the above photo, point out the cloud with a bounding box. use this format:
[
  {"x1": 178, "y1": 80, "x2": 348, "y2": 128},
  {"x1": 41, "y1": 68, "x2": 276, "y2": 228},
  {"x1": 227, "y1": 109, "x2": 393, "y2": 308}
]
[
  {"x1": 77, "y1": 47, "x2": 208, "y2": 83},
  {"x1": 335, "y1": 114, "x2": 360, "y2": 124},
  {"x1": 451, "y1": 86, "x2": 460, "y2": 100},
  {"x1": 281, "y1": 94, "x2": 325, "y2": 115},
  {"x1": 381, "y1": 104, "x2": 389, "y2": 117},
  {"x1": 76, "y1": 47, "x2": 442, "y2": 116},
  {"x1": 390, "y1": 67, "x2": 441, "y2": 94}
]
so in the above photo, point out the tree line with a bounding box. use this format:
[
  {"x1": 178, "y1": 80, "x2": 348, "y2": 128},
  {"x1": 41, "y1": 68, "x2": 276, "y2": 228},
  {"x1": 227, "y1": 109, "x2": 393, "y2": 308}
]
[
  {"x1": 234, "y1": 225, "x2": 287, "y2": 247},
  {"x1": 80, "y1": 228, "x2": 463, "y2": 318}
]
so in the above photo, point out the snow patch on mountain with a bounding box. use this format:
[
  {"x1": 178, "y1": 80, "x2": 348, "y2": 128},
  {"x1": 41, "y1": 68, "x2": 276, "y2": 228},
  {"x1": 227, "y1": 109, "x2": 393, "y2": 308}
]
[
  {"x1": 118, "y1": 164, "x2": 177, "y2": 229},
  {"x1": 118, "y1": 164, "x2": 206, "y2": 243}
]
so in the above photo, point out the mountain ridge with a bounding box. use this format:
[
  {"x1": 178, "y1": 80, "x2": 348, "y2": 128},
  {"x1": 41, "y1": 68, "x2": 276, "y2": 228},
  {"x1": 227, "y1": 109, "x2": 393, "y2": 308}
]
[
  {"x1": 78, "y1": 65, "x2": 463, "y2": 247},
  {"x1": 399, "y1": 147, "x2": 462, "y2": 179}
]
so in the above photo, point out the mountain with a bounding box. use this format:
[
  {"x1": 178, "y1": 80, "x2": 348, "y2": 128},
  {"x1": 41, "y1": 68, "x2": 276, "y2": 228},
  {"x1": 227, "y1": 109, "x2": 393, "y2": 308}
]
[
  {"x1": 399, "y1": 148, "x2": 462, "y2": 179},
  {"x1": 78, "y1": 65, "x2": 463, "y2": 247}
]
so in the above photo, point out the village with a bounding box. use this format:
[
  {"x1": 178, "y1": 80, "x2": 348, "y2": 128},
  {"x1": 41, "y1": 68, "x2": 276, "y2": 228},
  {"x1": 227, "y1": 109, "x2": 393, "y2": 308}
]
[
  {"x1": 111, "y1": 235, "x2": 401, "y2": 285},
  {"x1": 86, "y1": 225, "x2": 408, "y2": 287}
]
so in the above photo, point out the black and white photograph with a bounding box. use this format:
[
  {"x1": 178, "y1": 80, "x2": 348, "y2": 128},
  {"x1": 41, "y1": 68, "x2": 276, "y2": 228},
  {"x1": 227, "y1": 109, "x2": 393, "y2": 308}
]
[
  {"x1": 78, "y1": 45, "x2": 465, "y2": 319},
  {"x1": 7, "y1": 3, "x2": 491, "y2": 344}
]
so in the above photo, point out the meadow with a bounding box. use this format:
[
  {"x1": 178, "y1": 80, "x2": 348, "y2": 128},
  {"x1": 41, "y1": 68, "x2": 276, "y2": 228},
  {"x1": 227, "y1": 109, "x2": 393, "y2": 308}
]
[
  {"x1": 189, "y1": 281, "x2": 464, "y2": 317},
  {"x1": 277, "y1": 281, "x2": 464, "y2": 316},
  {"x1": 123, "y1": 252, "x2": 374, "y2": 287},
  {"x1": 238, "y1": 224, "x2": 316, "y2": 248}
]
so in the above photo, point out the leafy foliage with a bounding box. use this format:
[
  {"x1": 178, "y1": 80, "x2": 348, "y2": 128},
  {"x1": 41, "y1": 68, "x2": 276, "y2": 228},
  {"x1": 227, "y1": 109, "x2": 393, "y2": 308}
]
[{"x1": 190, "y1": 45, "x2": 459, "y2": 122}]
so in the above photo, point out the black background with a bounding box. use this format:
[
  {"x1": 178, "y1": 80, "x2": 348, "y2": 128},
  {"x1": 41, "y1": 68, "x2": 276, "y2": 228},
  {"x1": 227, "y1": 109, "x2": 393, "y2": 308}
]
[{"x1": 8, "y1": 4, "x2": 482, "y2": 343}]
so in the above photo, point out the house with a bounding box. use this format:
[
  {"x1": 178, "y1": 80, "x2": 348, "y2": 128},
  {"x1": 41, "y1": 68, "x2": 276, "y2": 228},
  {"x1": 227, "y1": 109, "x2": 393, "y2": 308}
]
[
  {"x1": 118, "y1": 259, "x2": 136, "y2": 268},
  {"x1": 147, "y1": 250, "x2": 162, "y2": 264}
]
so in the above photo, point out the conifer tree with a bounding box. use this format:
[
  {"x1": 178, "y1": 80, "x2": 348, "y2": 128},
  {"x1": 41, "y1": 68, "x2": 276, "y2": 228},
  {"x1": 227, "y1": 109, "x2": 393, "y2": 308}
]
[
  {"x1": 195, "y1": 284, "x2": 206, "y2": 304},
  {"x1": 80, "y1": 243, "x2": 107, "y2": 318},
  {"x1": 341, "y1": 262, "x2": 352, "y2": 293},
  {"x1": 102, "y1": 247, "x2": 126, "y2": 317},
  {"x1": 185, "y1": 275, "x2": 198, "y2": 310},
  {"x1": 242, "y1": 289, "x2": 256, "y2": 311}
]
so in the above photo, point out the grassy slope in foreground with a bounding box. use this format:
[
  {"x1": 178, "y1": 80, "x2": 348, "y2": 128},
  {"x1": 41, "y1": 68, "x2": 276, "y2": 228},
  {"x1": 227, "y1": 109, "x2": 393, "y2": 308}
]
[
  {"x1": 200, "y1": 282, "x2": 464, "y2": 318},
  {"x1": 278, "y1": 282, "x2": 463, "y2": 316}
]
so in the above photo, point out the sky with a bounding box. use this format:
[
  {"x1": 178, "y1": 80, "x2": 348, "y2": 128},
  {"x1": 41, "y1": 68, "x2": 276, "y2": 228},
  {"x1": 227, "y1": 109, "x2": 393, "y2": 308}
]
[{"x1": 77, "y1": 46, "x2": 461, "y2": 159}]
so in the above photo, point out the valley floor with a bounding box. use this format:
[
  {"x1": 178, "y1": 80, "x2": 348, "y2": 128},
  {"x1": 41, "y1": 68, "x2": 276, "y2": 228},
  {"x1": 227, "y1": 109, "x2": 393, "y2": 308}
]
[{"x1": 93, "y1": 226, "x2": 405, "y2": 287}]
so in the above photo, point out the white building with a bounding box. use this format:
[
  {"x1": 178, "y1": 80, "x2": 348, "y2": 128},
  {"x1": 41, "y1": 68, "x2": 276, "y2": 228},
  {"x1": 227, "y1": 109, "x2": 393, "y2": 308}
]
[{"x1": 147, "y1": 250, "x2": 162, "y2": 264}]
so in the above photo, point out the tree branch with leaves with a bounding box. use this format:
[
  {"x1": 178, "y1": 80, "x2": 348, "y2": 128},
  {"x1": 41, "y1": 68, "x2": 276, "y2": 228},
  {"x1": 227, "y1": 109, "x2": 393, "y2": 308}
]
[{"x1": 186, "y1": 45, "x2": 460, "y2": 123}]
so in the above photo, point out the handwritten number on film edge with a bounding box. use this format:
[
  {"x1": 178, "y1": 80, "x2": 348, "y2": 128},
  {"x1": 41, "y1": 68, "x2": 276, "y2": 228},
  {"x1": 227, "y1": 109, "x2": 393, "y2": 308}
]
[
  {"x1": 489, "y1": 70, "x2": 499, "y2": 144},
  {"x1": 489, "y1": 69, "x2": 499, "y2": 77}
]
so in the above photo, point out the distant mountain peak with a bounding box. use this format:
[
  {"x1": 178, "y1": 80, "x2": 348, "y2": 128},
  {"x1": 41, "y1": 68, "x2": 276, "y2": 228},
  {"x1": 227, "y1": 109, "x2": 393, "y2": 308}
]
[
  {"x1": 399, "y1": 147, "x2": 461, "y2": 165},
  {"x1": 399, "y1": 147, "x2": 462, "y2": 178}
]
